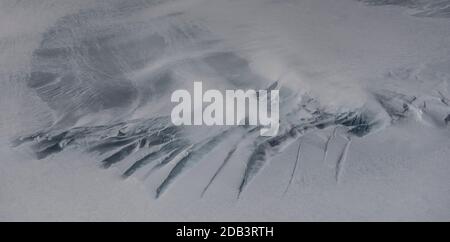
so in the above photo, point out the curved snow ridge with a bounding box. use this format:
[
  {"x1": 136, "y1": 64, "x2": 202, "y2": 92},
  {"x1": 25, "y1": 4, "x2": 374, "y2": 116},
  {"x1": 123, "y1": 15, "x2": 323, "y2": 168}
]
[
  {"x1": 358, "y1": 0, "x2": 450, "y2": 18},
  {"x1": 27, "y1": 0, "x2": 273, "y2": 130},
  {"x1": 14, "y1": 87, "x2": 450, "y2": 199},
  {"x1": 27, "y1": 2, "x2": 208, "y2": 128}
]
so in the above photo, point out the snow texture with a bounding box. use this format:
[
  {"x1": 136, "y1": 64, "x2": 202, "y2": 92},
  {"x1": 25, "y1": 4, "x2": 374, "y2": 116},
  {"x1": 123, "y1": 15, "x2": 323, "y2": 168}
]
[{"x1": 1, "y1": 0, "x2": 450, "y2": 221}]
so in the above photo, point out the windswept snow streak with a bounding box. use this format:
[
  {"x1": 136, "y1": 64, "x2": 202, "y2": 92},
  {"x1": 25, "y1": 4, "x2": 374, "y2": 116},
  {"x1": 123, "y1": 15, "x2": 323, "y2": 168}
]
[
  {"x1": 358, "y1": 0, "x2": 450, "y2": 18},
  {"x1": 335, "y1": 137, "x2": 352, "y2": 183},
  {"x1": 201, "y1": 142, "x2": 239, "y2": 197},
  {"x1": 284, "y1": 139, "x2": 303, "y2": 194}
]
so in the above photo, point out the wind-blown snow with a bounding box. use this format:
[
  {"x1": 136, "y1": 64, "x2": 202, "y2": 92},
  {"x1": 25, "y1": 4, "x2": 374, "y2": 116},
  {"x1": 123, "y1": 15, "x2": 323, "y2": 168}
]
[{"x1": 1, "y1": 0, "x2": 450, "y2": 221}]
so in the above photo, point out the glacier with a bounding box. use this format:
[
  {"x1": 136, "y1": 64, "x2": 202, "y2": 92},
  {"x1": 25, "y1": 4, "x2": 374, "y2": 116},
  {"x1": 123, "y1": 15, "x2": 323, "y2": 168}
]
[{"x1": 1, "y1": 0, "x2": 450, "y2": 221}]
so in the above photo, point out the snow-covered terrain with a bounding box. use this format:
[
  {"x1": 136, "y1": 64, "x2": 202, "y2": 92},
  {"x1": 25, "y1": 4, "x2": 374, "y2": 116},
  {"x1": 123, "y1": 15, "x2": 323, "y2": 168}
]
[{"x1": 1, "y1": 0, "x2": 450, "y2": 221}]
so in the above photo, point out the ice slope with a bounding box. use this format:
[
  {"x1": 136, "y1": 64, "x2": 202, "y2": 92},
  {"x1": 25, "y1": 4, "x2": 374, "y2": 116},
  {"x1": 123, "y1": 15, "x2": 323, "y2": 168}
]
[{"x1": 1, "y1": 0, "x2": 450, "y2": 221}]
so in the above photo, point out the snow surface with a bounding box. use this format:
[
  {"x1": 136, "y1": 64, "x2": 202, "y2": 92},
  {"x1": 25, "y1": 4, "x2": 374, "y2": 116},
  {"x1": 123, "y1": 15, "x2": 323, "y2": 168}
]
[{"x1": 1, "y1": 0, "x2": 450, "y2": 221}]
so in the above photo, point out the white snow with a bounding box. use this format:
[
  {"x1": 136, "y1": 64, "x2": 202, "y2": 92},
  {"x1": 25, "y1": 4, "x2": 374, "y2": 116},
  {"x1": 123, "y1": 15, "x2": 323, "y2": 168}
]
[{"x1": 1, "y1": 0, "x2": 450, "y2": 221}]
